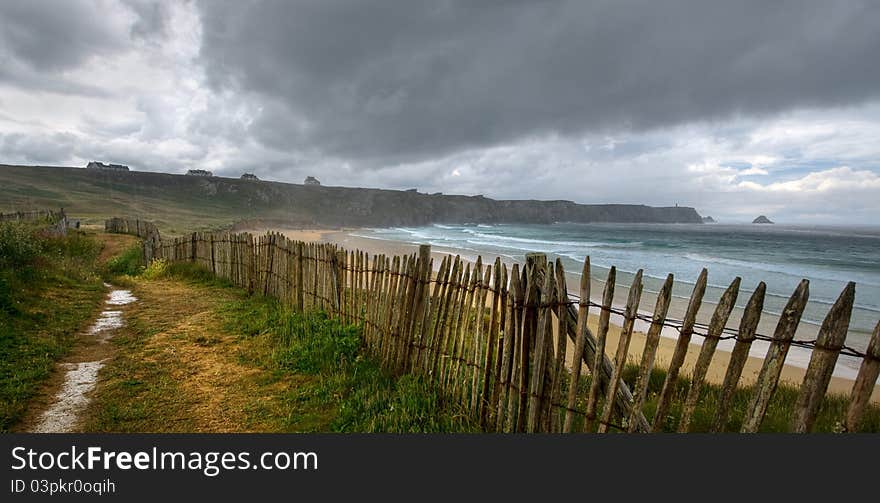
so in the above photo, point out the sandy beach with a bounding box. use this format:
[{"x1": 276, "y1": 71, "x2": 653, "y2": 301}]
[{"x1": 267, "y1": 226, "x2": 879, "y2": 402}]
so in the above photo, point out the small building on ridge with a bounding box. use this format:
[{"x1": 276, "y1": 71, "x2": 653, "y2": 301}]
[{"x1": 86, "y1": 161, "x2": 129, "y2": 172}]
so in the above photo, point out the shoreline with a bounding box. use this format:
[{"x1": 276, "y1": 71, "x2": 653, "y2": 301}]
[{"x1": 268, "y1": 226, "x2": 879, "y2": 402}]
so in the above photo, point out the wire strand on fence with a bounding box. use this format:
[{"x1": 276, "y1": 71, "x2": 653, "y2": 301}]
[{"x1": 558, "y1": 292, "x2": 869, "y2": 359}]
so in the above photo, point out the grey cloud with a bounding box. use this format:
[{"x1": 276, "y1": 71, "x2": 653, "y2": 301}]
[
  {"x1": 196, "y1": 0, "x2": 880, "y2": 165},
  {"x1": 123, "y1": 0, "x2": 170, "y2": 40},
  {"x1": 80, "y1": 114, "x2": 144, "y2": 138},
  {"x1": 0, "y1": 1, "x2": 122, "y2": 72},
  {"x1": 0, "y1": 0, "x2": 167, "y2": 95},
  {"x1": 0, "y1": 132, "x2": 78, "y2": 164},
  {"x1": 0, "y1": 63, "x2": 112, "y2": 97}
]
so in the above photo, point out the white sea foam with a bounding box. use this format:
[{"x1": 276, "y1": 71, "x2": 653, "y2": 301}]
[
  {"x1": 364, "y1": 222, "x2": 880, "y2": 353},
  {"x1": 683, "y1": 252, "x2": 880, "y2": 288}
]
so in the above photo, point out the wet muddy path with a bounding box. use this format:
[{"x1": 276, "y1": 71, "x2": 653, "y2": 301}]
[{"x1": 26, "y1": 284, "x2": 137, "y2": 433}]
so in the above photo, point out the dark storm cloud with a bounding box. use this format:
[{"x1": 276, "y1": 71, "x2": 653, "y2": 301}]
[
  {"x1": 0, "y1": 1, "x2": 168, "y2": 95},
  {"x1": 196, "y1": 0, "x2": 880, "y2": 164},
  {"x1": 0, "y1": 2, "x2": 120, "y2": 72}
]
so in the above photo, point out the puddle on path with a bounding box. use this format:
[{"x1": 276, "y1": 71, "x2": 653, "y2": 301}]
[{"x1": 30, "y1": 284, "x2": 137, "y2": 433}]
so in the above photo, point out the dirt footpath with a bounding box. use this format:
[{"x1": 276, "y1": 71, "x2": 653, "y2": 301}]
[
  {"x1": 15, "y1": 232, "x2": 140, "y2": 432},
  {"x1": 80, "y1": 277, "x2": 310, "y2": 432}
]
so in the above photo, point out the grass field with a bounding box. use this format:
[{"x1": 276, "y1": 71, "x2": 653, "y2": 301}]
[
  {"x1": 0, "y1": 165, "x2": 268, "y2": 235},
  {"x1": 83, "y1": 261, "x2": 479, "y2": 432},
  {"x1": 0, "y1": 220, "x2": 138, "y2": 431}
]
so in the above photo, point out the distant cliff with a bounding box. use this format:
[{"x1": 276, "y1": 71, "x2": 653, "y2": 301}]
[{"x1": 0, "y1": 165, "x2": 703, "y2": 228}]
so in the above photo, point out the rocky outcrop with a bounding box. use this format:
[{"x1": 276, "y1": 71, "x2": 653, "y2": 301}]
[
  {"x1": 702, "y1": 216, "x2": 716, "y2": 223},
  {"x1": 753, "y1": 215, "x2": 774, "y2": 224}
]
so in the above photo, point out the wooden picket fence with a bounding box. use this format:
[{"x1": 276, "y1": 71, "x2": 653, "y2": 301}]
[
  {"x1": 2, "y1": 208, "x2": 70, "y2": 236},
  {"x1": 105, "y1": 217, "x2": 161, "y2": 263},
  {"x1": 0, "y1": 209, "x2": 65, "y2": 223},
  {"x1": 105, "y1": 217, "x2": 160, "y2": 241},
  {"x1": 106, "y1": 219, "x2": 880, "y2": 433}
]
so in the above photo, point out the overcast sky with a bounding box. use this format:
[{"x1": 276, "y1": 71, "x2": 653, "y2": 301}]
[{"x1": 1, "y1": 1, "x2": 879, "y2": 224}]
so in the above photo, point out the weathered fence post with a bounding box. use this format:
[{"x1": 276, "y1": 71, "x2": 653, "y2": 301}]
[
  {"x1": 792, "y1": 282, "x2": 855, "y2": 433},
  {"x1": 711, "y1": 282, "x2": 766, "y2": 432},
  {"x1": 627, "y1": 273, "x2": 673, "y2": 432},
  {"x1": 651, "y1": 269, "x2": 708, "y2": 432},
  {"x1": 295, "y1": 242, "x2": 304, "y2": 311},
  {"x1": 403, "y1": 245, "x2": 431, "y2": 374},
  {"x1": 677, "y1": 277, "x2": 741, "y2": 432},
  {"x1": 190, "y1": 232, "x2": 197, "y2": 263},
  {"x1": 846, "y1": 321, "x2": 880, "y2": 431},
  {"x1": 527, "y1": 266, "x2": 554, "y2": 432},
  {"x1": 597, "y1": 270, "x2": 643, "y2": 433},
  {"x1": 517, "y1": 253, "x2": 545, "y2": 432},
  {"x1": 502, "y1": 263, "x2": 522, "y2": 433},
  {"x1": 741, "y1": 279, "x2": 810, "y2": 433},
  {"x1": 563, "y1": 258, "x2": 591, "y2": 433},
  {"x1": 584, "y1": 266, "x2": 615, "y2": 432}
]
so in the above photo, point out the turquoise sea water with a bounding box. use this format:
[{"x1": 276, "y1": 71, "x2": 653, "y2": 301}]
[{"x1": 355, "y1": 222, "x2": 880, "y2": 355}]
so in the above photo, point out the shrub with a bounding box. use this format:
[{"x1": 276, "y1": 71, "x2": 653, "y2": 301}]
[
  {"x1": 0, "y1": 222, "x2": 43, "y2": 269},
  {"x1": 141, "y1": 258, "x2": 169, "y2": 280},
  {"x1": 105, "y1": 245, "x2": 144, "y2": 277},
  {"x1": 44, "y1": 232, "x2": 99, "y2": 261}
]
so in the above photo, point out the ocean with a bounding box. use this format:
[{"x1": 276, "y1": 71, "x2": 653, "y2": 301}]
[{"x1": 352, "y1": 222, "x2": 880, "y2": 376}]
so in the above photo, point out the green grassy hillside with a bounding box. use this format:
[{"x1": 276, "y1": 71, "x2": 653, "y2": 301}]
[
  {"x1": 0, "y1": 165, "x2": 279, "y2": 235},
  {"x1": 1, "y1": 164, "x2": 704, "y2": 235}
]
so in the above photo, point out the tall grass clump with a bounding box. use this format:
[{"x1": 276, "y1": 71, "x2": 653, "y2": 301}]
[
  {"x1": 221, "y1": 297, "x2": 479, "y2": 432},
  {"x1": 0, "y1": 222, "x2": 43, "y2": 315},
  {"x1": 141, "y1": 259, "x2": 233, "y2": 288},
  {"x1": 0, "y1": 222, "x2": 42, "y2": 270},
  {"x1": 105, "y1": 244, "x2": 144, "y2": 277}
]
